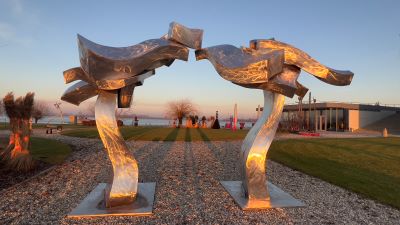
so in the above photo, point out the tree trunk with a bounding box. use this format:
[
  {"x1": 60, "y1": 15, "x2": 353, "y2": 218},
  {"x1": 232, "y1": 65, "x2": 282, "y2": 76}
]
[{"x1": 178, "y1": 117, "x2": 183, "y2": 128}]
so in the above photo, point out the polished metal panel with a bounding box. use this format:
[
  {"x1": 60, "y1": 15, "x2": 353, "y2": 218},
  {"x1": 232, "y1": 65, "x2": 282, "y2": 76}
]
[
  {"x1": 78, "y1": 34, "x2": 189, "y2": 85},
  {"x1": 61, "y1": 81, "x2": 98, "y2": 106},
  {"x1": 295, "y1": 81, "x2": 309, "y2": 98},
  {"x1": 117, "y1": 84, "x2": 135, "y2": 108},
  {"x1": 197, "y1": 39, "x2": 354, "y2": 98},
  {"x1": 68, "y1": 183, "x2": 156, "y2": 217},
  {"x1": 249, "y1": 39, "x2": 354, "y2": 86},
  {"x1": 62, "y1": 26, "x2": 200, "y2": 107},
  {"x1": 96, "y1": 70, "x2": 155, "y2": 91},
  {"x1": 220, "y1": 181, "x2": 304, "y2": 210},
  {"x1": 240, "y1": 90, "x2": 284, "y2": 204},
  {"x1": 95, "y1": 90, "x2": 139, "y2": 208},
  {"x1": 167, "y1": 22, "x2": 203, "y2": 49},
  {"x1": 195, "y1": 45, "x2": 284, "y2": 84},
  {"x1": 233, "y1": 65, "x2": 301, "y2": 98},
  {"x1": 63, "y1": 67, "x2": 95, "y2": 84}
]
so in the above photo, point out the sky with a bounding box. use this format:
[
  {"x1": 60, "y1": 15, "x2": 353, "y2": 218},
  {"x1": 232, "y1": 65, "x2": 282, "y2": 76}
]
[{"x1": 0, "y1": 0, "x2": 399, "y2": 119}]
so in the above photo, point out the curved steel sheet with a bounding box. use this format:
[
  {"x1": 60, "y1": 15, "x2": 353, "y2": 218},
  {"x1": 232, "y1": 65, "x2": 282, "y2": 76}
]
[
  {"x1": 95, "y1": 90, "x2": 139, "y2": 208},
  {"x1": 295, "y1": 81, "x2": 309, "y2": 98},
  {"x1": 61, "y1": 81, "x2": 98, "y2": 106},
  {"x1": 167, "y1": 22, "x2": 203, "y2": 49},
  {"x1": 96, "y1": 70, "x2": 155, "y2": 90},
  {"x1": 240, "y1": 90, "x2": 284, "y2": 206},
  {"x1": 118, "y1": 84, "x2": 135, "y2": 108},
  {"x1": 63, "y1": 67, "x2": 95, "y2": 85},
  {"x1": 78, "y1": 35, "x2": 189, "y2": 83},
  {"x1": 195, "y1": 45, "x2": 284, "y2": 84},
  {"x1": 233, "y1": 65, "x2": 301, "y2": 98},
  {"x1": 249, "y1": 39, "x2": 354, "y2": 86}
]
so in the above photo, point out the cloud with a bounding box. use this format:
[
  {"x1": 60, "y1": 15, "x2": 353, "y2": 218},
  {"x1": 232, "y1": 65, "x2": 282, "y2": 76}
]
[
  {"x1": 0, "y1": 21, "x2": 34, "y2": 47},
  {"x1": 0, "y1": 0, "x2": 40, "y2": 47}
]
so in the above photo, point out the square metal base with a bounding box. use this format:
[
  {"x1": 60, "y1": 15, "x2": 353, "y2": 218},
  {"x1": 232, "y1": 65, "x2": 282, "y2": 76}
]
[
  {"x1": 68, "y1": 182, "x2": 156, "y2": 217},
  {"x1": 220, "y1": 181, "x2": 305, "y2": 210}
]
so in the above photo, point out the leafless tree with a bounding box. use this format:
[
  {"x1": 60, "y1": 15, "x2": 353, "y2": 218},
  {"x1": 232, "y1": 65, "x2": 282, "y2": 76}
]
[
  {"x1": 32, "y1": 101, "x2": 50, "y2": 124},
  {"x1": 166, "y1": 99, "x2": 197, "y2": 127},
  {"x1": 1, "y1": 92, "x2": 36, "y2": 171}
]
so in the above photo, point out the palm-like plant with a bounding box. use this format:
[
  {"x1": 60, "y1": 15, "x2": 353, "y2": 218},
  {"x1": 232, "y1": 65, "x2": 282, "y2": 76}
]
[{"x1": 1, "y1": 92, "x2": 36, "y2": 171}]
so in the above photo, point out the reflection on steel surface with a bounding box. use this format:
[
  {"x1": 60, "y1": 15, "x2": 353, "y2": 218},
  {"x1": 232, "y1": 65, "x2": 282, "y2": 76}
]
[
  {"x1": 197, "y1": 38, "x2": 353, "y2": 209},
  {"x1": 95, "y1": 90, "x2": 138, "y2": 208},
  {"x1": 61, "y1": 81, "x2": 98, "y2": 106},
  {"x1": 167, "y1": 22, "x2": 203, "y2": 49},
  {"x1": 195, "y1": 45, "x2": 285, "y2": 84},
  {"x1": 77, "y1": 34, "x2": 189, "y2": 88},
  {"x1": 233, "y1": 65, "x2": 302, "y2": 98},
  {"x1": 240, "y1": 90, "x2": 284, "y2": 206},
  {"x1": 196, "y1": 39, "x2": 354, "y2": 98},
  {"x1": 249, "y1": 39, "x2": 354, "y2": 86},
  {"x1": 220, "y1": 181, "x2": 304, "y2": 210},
  {"x1": 62, "y1": 22, "x2": 204, "y2": 212},
  {"x1": 62, "y1": 22, "x2": 203, "y2": 109}
]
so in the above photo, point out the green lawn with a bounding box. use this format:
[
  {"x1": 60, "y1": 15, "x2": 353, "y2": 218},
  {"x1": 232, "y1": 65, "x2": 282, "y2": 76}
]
[
  {"x1": 0, "y1": 137, "x2": 72, "y2": 165},
  {"x1": 269, "y1": 137, "x2": 400, "y2": 209},
  {"x1": 30, "y1": 137, "x2": 72, "y2": 164},
  {"x1": 0, "y1": 122, "x2": 89, "y2": 130},
  {"x1": 62, "y1": 127, "x2": 249, "y2": 141}
]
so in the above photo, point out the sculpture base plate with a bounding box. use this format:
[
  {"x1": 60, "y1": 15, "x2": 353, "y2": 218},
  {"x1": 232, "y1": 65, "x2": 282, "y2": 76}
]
[
  {"x1": 220, "y1": 181, "x2": 304, "y2": 210},
  {"x1": 68, "y1": 182, "x2": 156, "y2": 218}
]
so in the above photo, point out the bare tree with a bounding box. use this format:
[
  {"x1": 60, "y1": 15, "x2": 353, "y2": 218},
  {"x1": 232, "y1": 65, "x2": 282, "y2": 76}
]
[
  {"x1": 1, "y1": 92, "x2": 36, "y2": 171},
  {"x1": 166, "y1": 99, "x2": 197, "y2": 127},
  {"x1": 32, "y1": 101, "x2": 50, "y2": 124}
]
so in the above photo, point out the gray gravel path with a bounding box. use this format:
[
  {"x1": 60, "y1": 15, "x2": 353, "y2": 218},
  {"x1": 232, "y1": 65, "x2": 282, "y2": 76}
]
[{"x1": 0, "y1": 133, "x2": 399, "y2": 224}]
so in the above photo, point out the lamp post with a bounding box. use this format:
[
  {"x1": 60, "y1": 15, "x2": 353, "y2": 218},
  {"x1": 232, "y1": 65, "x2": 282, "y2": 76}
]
[
  {"x1": 297, "y1": 96, "x2": 303, "y2": 130},
  {"x1": 313, "y1": 98, "x2": 317, "y2": 132}
]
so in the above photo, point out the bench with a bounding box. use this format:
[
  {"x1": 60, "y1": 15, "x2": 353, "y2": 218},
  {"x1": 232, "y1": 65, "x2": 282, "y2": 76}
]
[{"x1": 46, "y1": 125, "x2": 63, "y2": 134}]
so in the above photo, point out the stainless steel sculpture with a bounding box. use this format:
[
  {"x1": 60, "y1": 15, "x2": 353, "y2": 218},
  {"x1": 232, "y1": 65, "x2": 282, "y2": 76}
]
[
  {"x1": 62, "y1": 21, "x2": 353, "y2": 214},
  {"x1": 63, "y1": 22, "x2": 203, "y2": 217},
  {"x1": 196, "y1": 39, "x2": 353, "y2": 209}
]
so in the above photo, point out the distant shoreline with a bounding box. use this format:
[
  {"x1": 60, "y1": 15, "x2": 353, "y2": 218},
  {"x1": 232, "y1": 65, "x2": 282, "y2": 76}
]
[{"x1": 0, "y1": 115, "x2": 257, "y2": 128}]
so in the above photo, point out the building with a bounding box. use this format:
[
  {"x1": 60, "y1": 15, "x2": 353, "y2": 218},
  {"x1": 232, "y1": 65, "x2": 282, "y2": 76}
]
[{"x1": 259, "y1": 102, "x2": 400, "y2": 132}]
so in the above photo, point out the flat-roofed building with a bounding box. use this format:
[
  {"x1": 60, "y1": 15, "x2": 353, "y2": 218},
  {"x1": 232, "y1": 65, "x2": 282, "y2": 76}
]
[{"x1": 258, "y1": 102, "x2": 400, "y2": 132}]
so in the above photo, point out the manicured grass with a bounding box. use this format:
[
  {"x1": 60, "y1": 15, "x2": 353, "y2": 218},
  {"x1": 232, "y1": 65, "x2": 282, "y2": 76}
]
[
  {"x1": 30, "y1": 137, "x2": 72, "y2": 164},
  {"x1": 62, "y1": 126, "x2": 249, "y2": 141},
  {"x1": 269, "y1": 137, "x2": 400, "y2": 209},
  {"x1": 0, "y1": 122, "x2": 90, "y2": 130},
  {"x1": 0, "y1": 137, "x2": 72, "y2": 165}
]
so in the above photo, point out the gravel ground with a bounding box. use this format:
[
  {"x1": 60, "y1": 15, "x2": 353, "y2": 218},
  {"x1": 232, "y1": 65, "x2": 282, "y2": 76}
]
[{"x1": 0, "y1": 132, "x2": 399, "y2": 224}]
